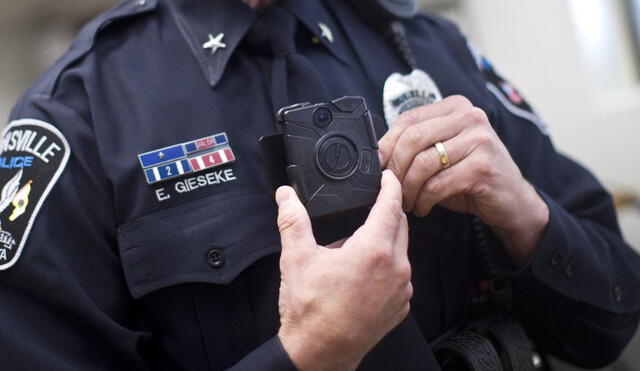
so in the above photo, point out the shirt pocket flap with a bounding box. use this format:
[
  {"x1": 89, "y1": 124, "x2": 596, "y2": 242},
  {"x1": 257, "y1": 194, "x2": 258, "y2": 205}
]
[{"x1": 117, "y1": 189, "x2": 281, "y2": 299}]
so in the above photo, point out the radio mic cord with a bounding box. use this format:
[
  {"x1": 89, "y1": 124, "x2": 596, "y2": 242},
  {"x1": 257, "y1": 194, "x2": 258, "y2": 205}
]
[{"x1": 384, "y1": 21, "x2": 418, "y2": 71}]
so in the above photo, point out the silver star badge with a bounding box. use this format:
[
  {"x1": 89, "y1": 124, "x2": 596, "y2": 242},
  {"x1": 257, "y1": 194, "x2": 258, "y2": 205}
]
[
  {"x1": 202, "y1": 33, "x2": 227, "y2": 55},
  {"x1": 318, "y1": 23, "x2": 334, "y2": 43}
]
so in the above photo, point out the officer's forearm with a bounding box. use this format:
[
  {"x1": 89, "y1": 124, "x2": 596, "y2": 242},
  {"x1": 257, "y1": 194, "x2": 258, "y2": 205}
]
[{"x1": 513, "y1": 190, "x2": 640, "y2": 367}]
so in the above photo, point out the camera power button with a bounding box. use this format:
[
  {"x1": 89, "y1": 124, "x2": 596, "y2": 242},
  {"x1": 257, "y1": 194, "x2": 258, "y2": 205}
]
[{"x1": 316, "y1": 134, "x2": 359, "y2": 180}]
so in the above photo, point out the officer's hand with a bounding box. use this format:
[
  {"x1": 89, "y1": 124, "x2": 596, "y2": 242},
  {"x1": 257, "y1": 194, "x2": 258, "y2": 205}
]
[
  {"x1": 276, "y1": 170, "x2": 411, "y2": 371},
  {"x1": 378, "y1": 95, "x2": 549, "y2": 263}
]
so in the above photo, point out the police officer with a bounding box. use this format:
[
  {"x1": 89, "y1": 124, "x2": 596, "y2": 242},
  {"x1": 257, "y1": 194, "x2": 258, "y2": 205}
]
[{"x1": 1, "y1": 0, "x2": 639, "y2": 369}]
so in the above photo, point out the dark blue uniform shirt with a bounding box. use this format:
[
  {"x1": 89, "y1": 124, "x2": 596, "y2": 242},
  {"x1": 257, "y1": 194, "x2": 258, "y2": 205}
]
[{"x1": 2, "y1": 0, "x2": 639, "y2": 369}]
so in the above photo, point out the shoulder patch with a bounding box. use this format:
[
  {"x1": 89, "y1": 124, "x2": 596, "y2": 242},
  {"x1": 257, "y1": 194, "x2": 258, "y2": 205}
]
[
  {"x1": 0, "y1": 119, "x2": 70, "y2": 270},
  {"x1": 467, "y1": 41, "x2": 549, "y2": 135}
]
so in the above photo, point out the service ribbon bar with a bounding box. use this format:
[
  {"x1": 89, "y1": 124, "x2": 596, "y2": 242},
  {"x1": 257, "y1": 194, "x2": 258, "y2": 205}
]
[
  {"x1": 184, "y1": 133, "x2": 229, "y2": 154},
  {"x1": 189, "y1": 147, "x2": 235, "y2": 172},
  {"x1": 138, "y1": 132, "x2": 235, "y2": 185},
  {"x1": 144, "y1": 159, "x2": 192, "y2": 184}
]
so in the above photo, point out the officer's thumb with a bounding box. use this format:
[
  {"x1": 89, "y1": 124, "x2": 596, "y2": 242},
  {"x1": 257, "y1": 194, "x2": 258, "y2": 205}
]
[{"x1": 276, "y1": 186, "x2": 316, "y2": 258}]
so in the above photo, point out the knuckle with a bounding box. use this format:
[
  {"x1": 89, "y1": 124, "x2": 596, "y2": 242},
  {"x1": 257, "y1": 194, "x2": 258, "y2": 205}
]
[
  {"x1": 385, "y1": 157, "x2": 407, "y2": 180},
  {"x1": 425, "y1": 177, "x2": 442, "y2": 195},
  {"x1": 462, "y1": 107, "x2": 487, "y2": 125},
  {"x1": 447, "y1": 95, "x2": 473, "y2": 109},
  {"x1": 386, "y1": 158, "x2": 401, "y2": 177},
  {"x1": 472, "y1": 107, "x2": 489, "y2": 122},
  {"x1": 370, "y1": 246, "x2": 394, "y2": 267},
  {"x1": 397, "y1": 109, "x2": 421, "y2": 127},
  {"x1": 405, "y1": 282, "x2": 414, "y2": 301},
  {"x1": 405, "y1": 124, "x2": 425, "y2": 147},
  {"x1": 277, "y1": 208, "x2": 302, "y2": 234},
  {"x1": 396, "y1": 262, "x2": 412, "y2": 284},
  {"x1": 377, "y1": 138, "x2": 391, "y2": 156},
  {"x1": 474, "y1": 156, "x2": 494, "y2": 179},
  {"x1": 475, "y1": 182, "x2": 492, "y2": 195},
  {"x1": 415, "y1": 150, "x2": 436, "y2": 172},
  {"x1": 475, "y1": 130, "x2": 494, "y2": 147}
]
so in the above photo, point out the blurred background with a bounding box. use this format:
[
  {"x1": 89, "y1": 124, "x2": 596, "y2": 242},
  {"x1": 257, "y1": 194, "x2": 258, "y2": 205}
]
[{"x1": 0, "y1": 0, "x2": 638, "y2": 370}]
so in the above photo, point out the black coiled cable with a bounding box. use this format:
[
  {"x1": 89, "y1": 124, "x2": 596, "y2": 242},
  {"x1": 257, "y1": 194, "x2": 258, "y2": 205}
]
[
  {"x1": 385, "y1": 21, "x2": 418, "y2": 71},
  {"x1": 473, "y1": 217, "x2": 498, "y2": 276},
  {"x1": 473, "y1": 217, "x2": 513, "y2": 312}
]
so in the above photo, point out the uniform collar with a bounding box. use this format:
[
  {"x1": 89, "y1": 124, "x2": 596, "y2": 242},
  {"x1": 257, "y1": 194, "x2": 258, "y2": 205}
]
[
  {"x1": 164, "y1": 0, "x2": 256, "y2": 87},
  {"x1": 165, "y1": 0, "x2": 348, "y2": 88},
  {"x1": 323, "y1": 0, "x2": 400, "y2": 89},
  {"x1": 280, "y1": 0, "x2": 349, "y2": 65}
]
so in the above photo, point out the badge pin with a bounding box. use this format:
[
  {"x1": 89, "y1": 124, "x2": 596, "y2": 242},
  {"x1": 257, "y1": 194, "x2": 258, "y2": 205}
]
[
  {"x1": 383, "y1": 69, "x2": 442, "y2": 127},
  {"x1": 202, "y1": 33, "x2": 227, "y2": 55},
  {"x1": 318, "y1": 23, "x2": 334, "y2": 43},
  {"x1": 138, "y1": 133, "x2": 236, "y2": 185}
]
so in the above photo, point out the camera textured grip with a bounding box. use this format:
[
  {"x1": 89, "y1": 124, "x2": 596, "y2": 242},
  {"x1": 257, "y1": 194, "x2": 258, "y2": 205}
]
[{"x1": 280, "y1": 96, "x2": 382, "y2": 219}]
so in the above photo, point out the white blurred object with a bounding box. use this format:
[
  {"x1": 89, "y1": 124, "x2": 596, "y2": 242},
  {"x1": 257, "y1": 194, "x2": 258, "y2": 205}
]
[{"x1": 567, "y1": 0, "x2": 639, "y2": 91}]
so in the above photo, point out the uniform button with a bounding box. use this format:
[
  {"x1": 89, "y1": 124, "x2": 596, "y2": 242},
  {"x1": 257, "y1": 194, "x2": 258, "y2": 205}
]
[
  {"x1": 207, "y1": 249, "x2": 225, "y2": 268},
  {"x1": 565, "y1": 262, "x2": 575, "y2": 278},
  {"x1": 614, "y1": 286, "x2": 623, "y2": 302},
  {"x1": 549, "y1": 251, "x2": 563, "y2": 267}
]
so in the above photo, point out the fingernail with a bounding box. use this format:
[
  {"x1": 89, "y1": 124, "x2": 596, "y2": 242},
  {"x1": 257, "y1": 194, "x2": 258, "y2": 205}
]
[
  {"x1": 276, "y1": 187, "x2": 292, "y2": 206},
  {"x1": 378, "y1": 151, "x2": 384, "y2": 166}
]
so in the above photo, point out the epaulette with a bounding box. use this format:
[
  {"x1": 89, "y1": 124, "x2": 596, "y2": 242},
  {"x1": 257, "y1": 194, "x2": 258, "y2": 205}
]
[
  {"x1": 414, "y1": 12, "x2": 463, "y2": 40},
  {"x1": 33, "y1": 0, "x2": 158, "y2": 96}
]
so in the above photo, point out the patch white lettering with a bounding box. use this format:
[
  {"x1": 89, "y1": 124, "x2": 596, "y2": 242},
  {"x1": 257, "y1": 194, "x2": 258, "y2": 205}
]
[
  {"x1": 0, "y1": 230, "x2": 15, "y2": 251},
  {"x1": 155, "y1": 168, "x2": 237, "y2": 202},
  {"x1": 155, "y1": 188, "x2": 171, "y2": 202},
  {"x1": 1, "y1": 130, "x2": 63, "y2": 164}
]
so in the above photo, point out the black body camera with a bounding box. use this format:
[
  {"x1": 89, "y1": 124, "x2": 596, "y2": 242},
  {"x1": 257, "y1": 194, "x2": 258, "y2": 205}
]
[
  {"x1": 259, "y1": 97, "x2": 385, "y2": 244},
  {"x1": 277, "y1": 96, "x2": 382, "y2": 219},
  {"x1": 260, "y1": 97, "x2": 384, "y2": 225}
]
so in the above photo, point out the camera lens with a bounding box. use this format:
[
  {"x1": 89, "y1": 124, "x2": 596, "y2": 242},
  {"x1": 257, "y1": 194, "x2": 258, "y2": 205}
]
[{"x1": 313, "y1": 108, "x2": 333, "y2": 127}]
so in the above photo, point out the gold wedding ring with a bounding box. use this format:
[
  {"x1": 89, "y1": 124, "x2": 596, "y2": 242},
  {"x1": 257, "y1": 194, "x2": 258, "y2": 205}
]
[{"x1": 434, "y1": 141, "x2": 450, "y2": 169}]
